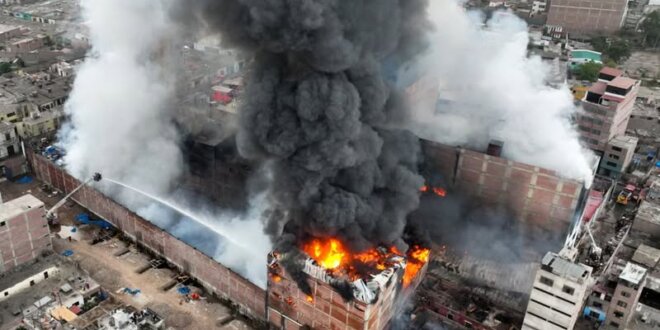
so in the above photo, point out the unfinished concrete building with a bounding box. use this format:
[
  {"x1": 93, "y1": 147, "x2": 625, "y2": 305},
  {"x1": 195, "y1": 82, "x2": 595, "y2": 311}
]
[
  {"x1": 522, "y1": 252, "x2": 593, "y2": 330},
  {"x1": 0, "y1": 194, "x2": 51, "y2": 273},
  {"x1": 599, "y1": 135, "x2": 639, "y2": 179}
]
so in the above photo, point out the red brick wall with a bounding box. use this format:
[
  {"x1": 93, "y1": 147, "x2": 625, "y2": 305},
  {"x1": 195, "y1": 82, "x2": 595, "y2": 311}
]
[
  {"x1": 268, "y1": 264, "x2": 402, "y2": 330},
  {"x1": 0, "y1": 199, "x2": 50, "y2": 272},
  {"x1": 26, "y1": 152, "x2": 267, "y2": 320},
  {"x1": 422, "y1": 141, "x2": 585, "y2": 231}
]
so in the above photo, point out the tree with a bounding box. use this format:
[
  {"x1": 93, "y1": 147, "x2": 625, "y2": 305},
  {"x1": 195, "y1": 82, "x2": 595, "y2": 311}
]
[
  {"x1": 591, "y1": 36, "x2": 608, "y2": 53},
  {"x1": 0, "y1": 62, "x2": 11, "y2": 74},
  {"x1": 589, "y1": 37, "x2": 631, "y2": 64},
  {"x1": 607, "y1": 40, "x2": 631, "y2": 63},
  {"x1": 604, "y1": 58, "x2": 618, "y2": 68},
  {"x1": 642, "y1": 11, "x2": 660, "y2": 48},
  {"x1": 575, "y1": 61, "x2": 604, "y2": 82}
]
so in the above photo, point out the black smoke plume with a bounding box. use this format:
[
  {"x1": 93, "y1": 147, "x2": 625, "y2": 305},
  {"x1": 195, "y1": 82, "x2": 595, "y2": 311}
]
[{"x1": 177, "y1": 1, "x2": 429, "y2": 257}]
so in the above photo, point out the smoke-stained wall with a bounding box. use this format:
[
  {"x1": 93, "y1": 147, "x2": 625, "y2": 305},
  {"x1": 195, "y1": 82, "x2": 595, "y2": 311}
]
[
  {"x1": 421, "y1": 140, "x2": 586, "y2": 241},
  {"x1": 181, "y1": 136, "x2": 251, "y2": 210}
]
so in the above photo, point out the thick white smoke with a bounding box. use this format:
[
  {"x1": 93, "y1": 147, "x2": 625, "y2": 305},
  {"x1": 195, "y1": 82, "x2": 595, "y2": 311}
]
[
  {"x1": 138, "y1": 193, "x2": 272, "y2": 288},
  {"x1": 414, "y1": 0, "x2": 594, "y2": 186},
  {"x1": 59, "y1": 0, "x2": 271, "y2": 287},
  {"x1": 60, "y1": 0, "x2": 181, "y2": 197}
]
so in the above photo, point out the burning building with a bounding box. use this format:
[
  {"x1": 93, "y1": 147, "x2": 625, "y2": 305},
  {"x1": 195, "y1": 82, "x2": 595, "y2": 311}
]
[{"x1": 266, "y1": 238, "x2": 429, "y2": 329}]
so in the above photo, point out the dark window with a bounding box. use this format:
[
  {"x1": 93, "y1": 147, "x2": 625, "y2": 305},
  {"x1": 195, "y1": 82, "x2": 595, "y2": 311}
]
[
  {"x1": 606, "y1": 161, "x2": 618, "y2": 167},
  {"x1": 3, "y1": 292, "x2": 7, "y2": 296},
  {"x1": 0, "y1": 221, "x2": 5, "y2": 227},
  {"x1": 609, "y1": 154, "x2": 620, "y2": 160},
  {"x1": 616, "y1": 300, "x2": 627, "y2": 308},
  {"x1": 605, "y1": 294, "x2": 612, "y2": 302},
  {"x1": 43, "y1": 271, "x2": 48, "y2": 279},
  {"x1": 464, "y1": 321, "x2": 473, "y2": 329},
  {"x1": 614, "y1": 311, "x2": 624, "y2": 318},
  {"x1": 4, "y1": 133, "x2": 9, "y2": 141},
  {"x1": 591, "y1": 129, "x2": 601, "y2": 135},
  {"x1": 593, "y1": 301, "x2": 603, "y2": 308},
  {"x1": 562, "y1": 285, "x2": 575, "y2": 295},
  {"x1": 447, "y1": 314, "x2": 453, "y2": 320},
  {"x1": 6, "y1": 112, "x2": 15, "y2": 117},
  {"x1": 612, "y1": 146, "x2": 623, "y2": 152},
  {"x1": 621, "y1": 291, "x2": 631, "y2": 298},
  {"x1": 540, "y1": 276, "x2": 554, "y2": 287},
  {"x1": 29, "y1": 280, "x2": 35, "y2": 286},
  {"x1": 610, "y1": 321, "x2": 619, "y2": 327}
]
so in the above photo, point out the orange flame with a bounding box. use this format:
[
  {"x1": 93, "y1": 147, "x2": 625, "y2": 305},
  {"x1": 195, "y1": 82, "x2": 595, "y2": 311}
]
[
  {"x1": 306, "y1": 295, "x2": 314, "y2": 303},
  {"x1": 403, "y1": 245, "x2": 430, "y2": 287},
  {"x1": 420, "y1": 185, "x2": 446, "y2": 198},
  {"x1": 303, "y1": 238, "x2": 346, "y2": 269},
  {"x1": 432, "y1": 187, "x2": 446, "y2": 197},
  {"x1": 302, "y1": 238, "x2": 429, "y2": 287},
  {"x1": 271, "y1": 274, "x2": 282, "y2": 283}
]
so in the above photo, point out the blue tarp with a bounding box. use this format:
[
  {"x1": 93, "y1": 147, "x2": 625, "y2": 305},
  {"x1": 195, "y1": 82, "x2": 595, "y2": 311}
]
[
  {"x1": 75, "y1": 213, "x2": 113, "y2": 230},
  {"x1": 177, "y1": 286, "x2": 191, "y2": 295},
  {"x1": 583, "y1": 307, "x2": 606, "y2": 322},
  {"x1": 123, "y1": 288, "x2": 141, "y2": 295},
  {"x1": 62, "y1": 250, "x2": 74, "y2": 257},
  {"x1": 16, "y1": 176, "x2": 33, "y2": 184}
]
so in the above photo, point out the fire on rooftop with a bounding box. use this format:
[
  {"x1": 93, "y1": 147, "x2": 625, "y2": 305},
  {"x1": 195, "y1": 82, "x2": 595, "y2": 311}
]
[{"x1": 266, "y1": 238, "x2": 430, "y2": 329}]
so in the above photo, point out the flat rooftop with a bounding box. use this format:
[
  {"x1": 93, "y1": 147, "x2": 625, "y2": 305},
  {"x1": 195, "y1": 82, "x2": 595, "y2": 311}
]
[
  {"x1": 636, "y1": 200, "x2": 660, "y2": 226},
  {"x1": 0, "y1": 120, "x2": 15, "y2": 132},
  {"x1": 600, "y1": 67, "x2": 624, "y2": 78},
  {"x1": 0, "y1": 24, "x2": 19, "y2": 33},
  {"x1": 589, "y1": 81, "x2": 607, "y2": 94},
  {"x1": 632, "y1": 244, "x2": 660, "y2": 269},
  {"x1": 620, "y1": 262, "x2": 647, "y2": 285},
  {"x1": 0, "y1": 194, "x2": 44, "y2": 221},
  {"x1": 610, "y1": 135, "x2": 639, "y2": 146},
  {"x1": 609, "y1": 76, "x2": 637, "y2": 90},
  {"x1": 541, "y1": 252, "x2": 592, "y2": 282}
]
